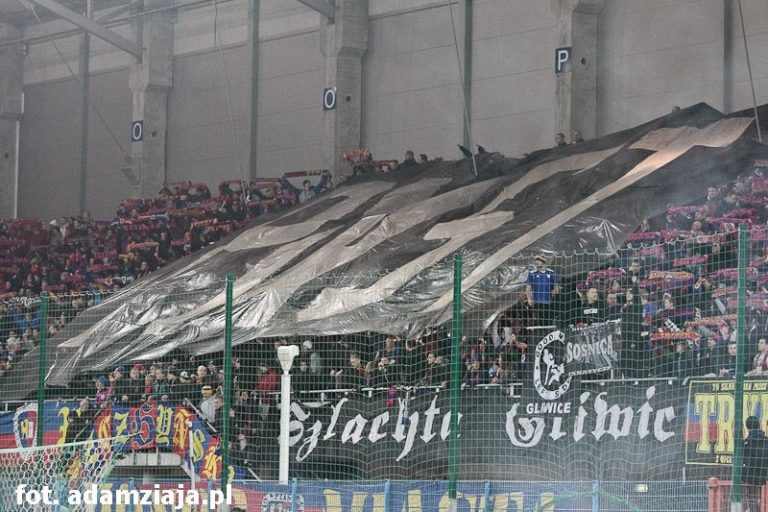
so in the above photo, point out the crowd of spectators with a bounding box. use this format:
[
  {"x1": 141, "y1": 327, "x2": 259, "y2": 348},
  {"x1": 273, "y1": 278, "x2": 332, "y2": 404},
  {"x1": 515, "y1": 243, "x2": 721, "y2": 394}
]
[
  {"x1": 77, "y1": 166, "x2": 768, "y2": 417},
  {"x1": 16, "y1": 150, "x2": 768, "y2": 478},
  {"x1": 0, "y1": 174, "x2": 337, "y2": 382},
  {"x1": 510, "y1": 167, "x2": 768, "y2": 382}
]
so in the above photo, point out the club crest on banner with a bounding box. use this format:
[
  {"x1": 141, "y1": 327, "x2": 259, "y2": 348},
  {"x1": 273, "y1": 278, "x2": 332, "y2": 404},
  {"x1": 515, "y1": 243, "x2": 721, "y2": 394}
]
[
  {"x1": 533, "y1": 330, "x2": 572, "y2": 400},
  {"x1": 13, "y1": 403, "x2": 38, "y2": 457}
]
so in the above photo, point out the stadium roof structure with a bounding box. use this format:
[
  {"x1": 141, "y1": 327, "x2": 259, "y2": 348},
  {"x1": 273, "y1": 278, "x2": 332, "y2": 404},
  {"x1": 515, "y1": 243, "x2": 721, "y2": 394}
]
[{"x1": 7, "y1": 102, "x2": 768, "y2": 396}]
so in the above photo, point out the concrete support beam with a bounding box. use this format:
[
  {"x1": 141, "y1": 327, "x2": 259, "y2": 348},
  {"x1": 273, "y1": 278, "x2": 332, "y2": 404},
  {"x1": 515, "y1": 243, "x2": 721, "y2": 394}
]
[
  {"x1": 723, "y1": 0, "x2": 734, "y2": 113},
  {"x1": 455, "y1": 0, "x2": 473, "y2": 149},
  {"x1": 78, "y1": 0, "x2": 93, "y2": 213},
  {"x1": 321, "y1": 0, "x2": 368, "y2": 175},
  {"x1": 247, "y1": 0, "x2": 260, "y2": 180},
  {"x1": 26, "y1": 0, "x2": 143, "y2": 59},
  {"x1": 297, "y1": 0, "x2": 335, "y2": 21},
  {"x1": 552, "y1": 0, "x2": 604, "y2": 141},
  {"x1": 0, "y1": 24, "x2": 24, "y2": 219},
  {"x1": 128, "y1": 0, "x2": 174, "y2": 197}
]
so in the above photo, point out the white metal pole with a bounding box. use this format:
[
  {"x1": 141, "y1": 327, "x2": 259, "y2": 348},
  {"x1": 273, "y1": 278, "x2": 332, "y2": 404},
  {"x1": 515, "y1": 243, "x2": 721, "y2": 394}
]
[{"x1": 279, "y1": 369, "x2": 291, "y2": 485}]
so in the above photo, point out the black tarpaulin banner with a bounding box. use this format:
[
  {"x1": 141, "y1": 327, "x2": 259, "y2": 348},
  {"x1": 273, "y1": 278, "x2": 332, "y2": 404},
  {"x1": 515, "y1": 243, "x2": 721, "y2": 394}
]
[
  {"x1": 6, "y1": 102, "x2": 768, "y2": 399},
  {"x1": 287, "y1": 383, "x2": 689, "y2": 481}
]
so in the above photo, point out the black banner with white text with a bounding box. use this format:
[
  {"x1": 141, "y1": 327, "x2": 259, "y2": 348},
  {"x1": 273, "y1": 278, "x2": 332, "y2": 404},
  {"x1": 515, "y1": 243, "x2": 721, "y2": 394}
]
[{"x1": 288, "y1": 382, "x2": 692, "y2": 481}]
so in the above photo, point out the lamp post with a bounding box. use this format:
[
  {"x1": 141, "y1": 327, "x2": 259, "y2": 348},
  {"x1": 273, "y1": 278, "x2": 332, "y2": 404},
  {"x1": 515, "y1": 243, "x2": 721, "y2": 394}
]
[{"x1": 277, "y1": 345, "x2": 299, "y2": 485}]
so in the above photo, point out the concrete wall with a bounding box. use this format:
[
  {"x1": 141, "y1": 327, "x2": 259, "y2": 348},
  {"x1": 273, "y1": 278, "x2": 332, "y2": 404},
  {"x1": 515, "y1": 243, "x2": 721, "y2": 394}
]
[
  {"x1": 85, "y1": 69, "x2": 132, "y2": 218},
  {"x1": 166, "y1": 46, "x2": 251, "y2": 185},
  {"x1": 18, "y1": 76, "x2": 81, "y2": 220},
  {"x1": 363, "y1": 2, "x2": 463, "y2": 163},
  {"x1": 727, "y1": 0, "x2": 768, "y2": 113},
  {"x1": 12, "y1": 0, "x2": 768, "y2": 221},
  {"x1": 471, "y1": 0, "x2": 555, "y2": 157},
  {"x1": 597, "y1": 0, "x2": 726, "y2": 135},
  {"x1": 257, "y1": 31, "x2": 324, "y2": 175}
]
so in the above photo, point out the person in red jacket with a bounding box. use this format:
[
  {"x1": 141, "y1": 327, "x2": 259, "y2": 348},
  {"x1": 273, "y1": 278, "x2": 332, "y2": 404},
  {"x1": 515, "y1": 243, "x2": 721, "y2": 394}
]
[{"x1": 257, "y1": 366, "x2": 279, "y2": 406}]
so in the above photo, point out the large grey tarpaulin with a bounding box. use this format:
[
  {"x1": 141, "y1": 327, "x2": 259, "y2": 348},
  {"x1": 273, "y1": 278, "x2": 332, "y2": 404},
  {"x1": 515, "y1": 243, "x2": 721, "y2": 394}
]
[{"x1": 5, "y1": 103, "x2": 768, "y2": 397}]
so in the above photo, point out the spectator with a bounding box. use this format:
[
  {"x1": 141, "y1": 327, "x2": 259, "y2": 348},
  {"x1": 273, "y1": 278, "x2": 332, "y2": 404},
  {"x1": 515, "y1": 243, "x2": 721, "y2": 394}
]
[
  {"x1": 370, "y1": 355, "x2": 399, "y2": 388},
  {"x1": 257, "y1": 365, "x2": 279, "y2": 406},
  {"x1": 143, "y1": 373, "x2": 155, "y2": 397},
  {"x1": 195, "y1": 365, "x2": 215, "y2": 389},
  {"x1": 462, "y1": 359, "x2": 484, "y2": 388},
  {"x1": 210, "y1": 394, "x2": 231, "y2": 431},
  {"x1": 175, "y1": 370, "x2": 199, "y2": 404},
  {"x1": 401, "y1": 338, "x2": 422, "y2": 386},
  {"x1": 331, "y1": 352, "x2": 367, "y2": 389},
  {"x1": 94, "y1": 376, "x2": 112, "y2": 408},
  {"x1": 605, "y1": 292, "x2": 622, "y2": 321},
  {"x1": 163, "y1": 366, "x2": 180, "y2": 401},
  {"x1": 418, "y1": 154, "x2": 428, "y2": 164},
  {"x1": 705, "y1": 186, "x2": 725, "y2": 216},
  {"x1": 667, "y1": 340, "x2": 695, "y2": 381},
  {"x1": 418, "y1": 353, "x2": 447, "y2": 389},
  {"x1": 571, "y1": 130, "x2": 584, "y2": 144},
  {"x1": 376, "y1": 336, "x2": 402, "y2": 365},
  {"x1": 397, "y1": 150, "x2": 417, "y2": 171},
  {"x1": 641, "y1": 292, "x2": 657, "y2": 332},
  {"x1": 231, "y1": 432, "x2": 257, "y2": 471},
  {"x1": 743, "y1": 415, "x2": 768, "y2": 512},
  {"x1": 627, "y1": 258, "x2": 644, "y2": 287},
  {"x1": 699, "y1": 337, "x2": 723, "y2": 376},
  {"x1": 572, "y1": 287, "x2": 604, "y2": 327},
  {"x1": 199, "y1": 385, "x2": 216, "y2": 424},
  {"x1": 554, "y1": 133, "x2": 567, "y2": 147},
  {"x1": 119, "y1": 364, "x2": 144, "y2": 404},
  {"x1": 525, "y1": 254, "x2": 559, "y2": 327},
  {"x1": 656, "y1": 294, "x2": 692, "y2": 329},
  {"x1": 293, "y1": 359, "x2": 313, "y2": 394},
  {"x1": 152, "y1": 365, "x2": 170, "y2": 401},
  {"x1": 489, "y1": 355, "x2": 513, "y2": 385},
  {"x1": 66, "y1": 398, "x2": 93, "y2": 443},
  {"x1": 620, "y1": 288, "x2": 645, "y2": 378},
  {"x1": 718, "y1": 342, "x2": 739, "y2": 378},
  {"x1": 746, "y1": 338, "x2": 768, "y2": 377},
  {"x1": 314, "y1": 170, "x2": 334, "y2": 194},
  {"x1": 298, "y1": 180, "x2": 315, "y2": 204},
  {"x1": 307, "y1": 342, "x2": 323, "y2": 376}
]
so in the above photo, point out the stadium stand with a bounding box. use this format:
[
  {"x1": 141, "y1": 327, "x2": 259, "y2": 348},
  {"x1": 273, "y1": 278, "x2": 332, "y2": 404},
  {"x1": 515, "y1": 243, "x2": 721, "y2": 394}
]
[
  {"x1": 63, "y1": 162, "x2": 768, "y2": 399},
  {"x1": 0, "y1": 173, "x2": 336, "y2": 381}
]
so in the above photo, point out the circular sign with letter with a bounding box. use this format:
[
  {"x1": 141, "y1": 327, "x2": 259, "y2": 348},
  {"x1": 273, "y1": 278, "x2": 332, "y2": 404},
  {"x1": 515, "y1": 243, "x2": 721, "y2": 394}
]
[
  {"x1": 323, "y1": 88, "x2": 337, "y2": 111},
  {"x1": 131, "y1": 121, "x2": 144, "y2": 142}
]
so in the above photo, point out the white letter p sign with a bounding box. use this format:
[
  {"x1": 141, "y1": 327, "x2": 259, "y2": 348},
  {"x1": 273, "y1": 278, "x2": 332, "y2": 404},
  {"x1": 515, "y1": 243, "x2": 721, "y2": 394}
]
[{"x1": 555, "y1": 47, "x2": 571, "y2": 74}]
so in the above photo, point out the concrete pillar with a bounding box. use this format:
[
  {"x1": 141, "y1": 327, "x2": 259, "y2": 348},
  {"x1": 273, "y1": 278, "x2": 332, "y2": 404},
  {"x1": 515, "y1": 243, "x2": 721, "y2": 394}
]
[
  {"x1": 552, "y1": 0, "x2": 604, "y2": 141},
  {"x1": 129, "y1": 0, "x2": 174, "y2": 198},
  {"x1": 247, "y1": 0, "x2": 260, "y2": 180},
  {"x1": 321, "y1": 0, "x2": 368, "y2": 175},
  {"x1": 723, "y1": 0, "x2": 734, "y2": 113},
  {"x1": 453, "y1": 0, "x2": 473, "y2": 149},
  {"x1": 0, "y1": 24, "x2": 23, "y2": 219},
  {"x1": 78, "y1": 0, "x2": 93, "y2": 213}
]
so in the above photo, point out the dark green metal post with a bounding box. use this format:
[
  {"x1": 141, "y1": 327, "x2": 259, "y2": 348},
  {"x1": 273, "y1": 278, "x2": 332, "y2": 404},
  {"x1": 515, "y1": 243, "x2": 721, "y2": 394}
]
[
  {"x1": 448, "y1": 254, "x2": 463, "y2": 506},
  {"x1": 35, "y1": 292, "x2": 48, "y2": 448},
  {"x1": 221, "y1": 275, "x2": 235, "y2": 499},
  {"x1": 732, "y1": 224, "x2": 748, "y2": 507}
]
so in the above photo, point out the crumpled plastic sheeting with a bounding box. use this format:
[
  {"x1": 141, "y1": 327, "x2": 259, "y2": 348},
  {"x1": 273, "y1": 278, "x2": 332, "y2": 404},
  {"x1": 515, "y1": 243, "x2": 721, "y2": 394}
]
[{"x1": 10, "y1": 103, "x2": 764, "y2": 395}]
